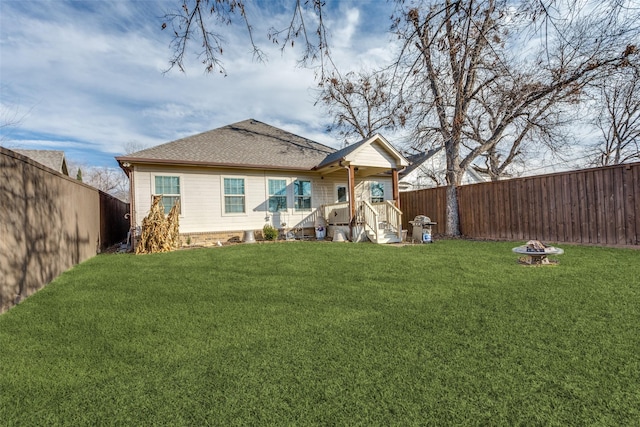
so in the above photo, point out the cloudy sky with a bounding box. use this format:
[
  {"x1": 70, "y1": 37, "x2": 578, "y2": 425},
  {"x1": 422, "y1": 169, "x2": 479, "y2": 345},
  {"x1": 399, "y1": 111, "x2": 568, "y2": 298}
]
[{"x1": 0, "y1": 0, "x2": 396, "y2": 168}]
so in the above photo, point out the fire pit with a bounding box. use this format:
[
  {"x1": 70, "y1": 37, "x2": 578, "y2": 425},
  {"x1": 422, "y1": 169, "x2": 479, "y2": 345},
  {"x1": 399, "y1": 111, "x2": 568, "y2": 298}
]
[{"x1": 512, "y1": 240, "x2": 564, "y2": 265}]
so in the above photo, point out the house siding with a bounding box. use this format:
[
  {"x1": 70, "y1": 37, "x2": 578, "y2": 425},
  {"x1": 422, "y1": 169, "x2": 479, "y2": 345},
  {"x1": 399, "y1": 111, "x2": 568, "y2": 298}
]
[
  {"x1": 350, "y1": 141, "x2": 397, "y2": 168},
  {"x1": 132, "y1": 166, "x2": 392, "y2": 235}
]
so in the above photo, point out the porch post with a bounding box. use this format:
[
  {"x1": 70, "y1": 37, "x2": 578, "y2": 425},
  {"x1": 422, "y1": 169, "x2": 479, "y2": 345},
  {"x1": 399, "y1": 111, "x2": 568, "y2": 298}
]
[
  {"x1": 392, "y1": 168, "x2": 400, "y2": 209},
  {"x1": 348, "y1": 165, "x2": 356, "y2": 223}
]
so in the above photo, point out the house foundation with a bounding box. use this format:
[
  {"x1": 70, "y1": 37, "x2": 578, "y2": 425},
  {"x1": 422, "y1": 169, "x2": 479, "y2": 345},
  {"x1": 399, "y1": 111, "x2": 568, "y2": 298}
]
[{"x1": 179, "y1": 227, "x2": 319, "y2": 247}]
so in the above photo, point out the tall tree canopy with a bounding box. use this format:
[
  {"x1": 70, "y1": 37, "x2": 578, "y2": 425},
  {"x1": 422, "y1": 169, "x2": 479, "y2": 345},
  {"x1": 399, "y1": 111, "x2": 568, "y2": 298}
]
[{"x1": 164, "y1": 0, "x2": 639, "y2": 235}]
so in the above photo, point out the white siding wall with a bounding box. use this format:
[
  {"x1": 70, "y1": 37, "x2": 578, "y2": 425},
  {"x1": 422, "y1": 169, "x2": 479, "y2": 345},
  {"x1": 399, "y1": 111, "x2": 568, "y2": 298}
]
[
  {"x1": 132, "y1": 165, "x2": 367, "y2": 233},
  {"x1": 350, "y1": 141, "x2": 397, "y2": 168}
]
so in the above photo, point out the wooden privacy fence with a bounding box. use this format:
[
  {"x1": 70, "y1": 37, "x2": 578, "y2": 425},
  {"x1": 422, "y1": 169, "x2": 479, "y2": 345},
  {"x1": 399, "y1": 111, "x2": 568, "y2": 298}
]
[
  {"x1": 100, "y1": 191, "x2": 130, "y2": 249},
  {"x1": 400, "y1": 162, "x2": 640, "y2": 246}
]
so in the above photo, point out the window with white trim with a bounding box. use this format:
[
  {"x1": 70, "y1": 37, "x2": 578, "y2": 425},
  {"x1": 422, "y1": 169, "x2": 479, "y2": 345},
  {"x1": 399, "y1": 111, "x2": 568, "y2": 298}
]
[
  {"x1": 154, "y1": 176, "x2": 181, "y2": 215},
  {"x1": 337, "y1": 185, "x2": 348, "y2": 203},
  {"x1": 370, "y1": 181, "x2": 384, "y2": 203},
  {"x1": 268, "y1": 179, "x2": 287, "y2": 212},
  {"x1": 294, "y1": 179, "x2": 312, "y2": 211},
  {"x1": 224, "y1": 177, "x2": 245, "y2": 214}
]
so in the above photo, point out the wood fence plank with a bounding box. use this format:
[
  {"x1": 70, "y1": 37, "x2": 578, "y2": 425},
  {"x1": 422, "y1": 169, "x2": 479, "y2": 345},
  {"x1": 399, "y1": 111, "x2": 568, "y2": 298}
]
[
  {"x1": 482, "y1": 183, "x2": 489, "y2": 237},
  {"x1": 490, "y1": 182, "x2": 498, "y2": 239},
  {"x1": 605, "y1": 168, "x2": 617, "y2": 244},
  {"x1": 540, "y1": 176, "x2": 550, "y2": 241},
  {"x1": 623, "y1": 165, "x2": 637, "y2": 245},
  {"x1": 575, "y1": 172, "x2": 586, "y2": 243},
  {"x1": 549, "y1": 175, "x2": 559, "y2": 242},
  {"x1": 569, "y1": 173, "x2": 580, "y2": 242},
  {"x1": 562, "y1": 174, "x2": 572, "y2": 242},
  {"x1": 510, "y1": 180, "x2": 519, "y2": 240},
  {"x1": 585, "y1": 171, "x2": 597, "y2": 243},
  {"x1": 500, "y1": 181, "x2": 509, "y2": 239},
  {"x1": 554, "y1": 175, "x2": 566, "y2": 242},
  {"x1": 632, "y1": 163, "x2": 640, "y2": 245},
  {"x1": 596, "y1": 169, "x2": 608, "y2": 244},
  {"x1": 527, "y1": 178, "x2": 536, "y2": 239},
  {"x1": 464, "y1": 185, "x2": 474, "y2": 237},
  {"x1": 519, "y1": 179, "x2": 527, "y2": 241},
  {"x1": 614, "y1": 166, "x2": 626, "y2": 245}
]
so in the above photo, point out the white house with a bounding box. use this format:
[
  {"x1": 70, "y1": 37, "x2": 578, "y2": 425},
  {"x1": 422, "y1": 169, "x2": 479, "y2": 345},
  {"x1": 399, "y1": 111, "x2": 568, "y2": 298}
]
[
  {"x1": 116, "y1": 119, "x2": 409, "y2": 246},
  {"x1": 399, "y1": 146, "x2": 488, "y2": 191}
]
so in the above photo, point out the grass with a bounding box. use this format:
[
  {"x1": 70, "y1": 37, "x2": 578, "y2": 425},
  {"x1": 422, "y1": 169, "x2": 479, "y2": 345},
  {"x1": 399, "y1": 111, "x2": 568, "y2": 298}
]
[{"x1": 1, "y1": 240, "x2": 639, "y2": 426}]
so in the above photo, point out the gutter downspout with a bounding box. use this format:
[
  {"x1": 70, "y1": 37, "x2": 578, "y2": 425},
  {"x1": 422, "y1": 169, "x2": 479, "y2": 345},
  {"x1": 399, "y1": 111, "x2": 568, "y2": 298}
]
[{"x1": 124, "y1": 164, "x2": 136, "y2": 251}]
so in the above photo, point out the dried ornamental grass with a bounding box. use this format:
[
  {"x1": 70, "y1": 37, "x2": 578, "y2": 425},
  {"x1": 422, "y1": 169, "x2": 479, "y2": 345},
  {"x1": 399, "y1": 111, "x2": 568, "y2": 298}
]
[{"x1": 136, "y1": 196, "x2": 180, "y2": 254}]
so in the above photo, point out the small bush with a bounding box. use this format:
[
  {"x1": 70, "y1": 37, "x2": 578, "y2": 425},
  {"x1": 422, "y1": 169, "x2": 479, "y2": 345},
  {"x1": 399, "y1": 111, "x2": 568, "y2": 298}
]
[{"x1": 262, "y1": 224, "x2": 278, "y2": 241}]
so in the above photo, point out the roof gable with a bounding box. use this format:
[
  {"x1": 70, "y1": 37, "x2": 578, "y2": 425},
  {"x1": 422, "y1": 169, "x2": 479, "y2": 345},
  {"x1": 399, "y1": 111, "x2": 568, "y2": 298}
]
[
  {"x1": 117, "y1": 119, "x2": 335, "y2": 171},
  {"x1": 315, "y1": 134, "x2": 409, "y2": 171},
  {"x1": 13, "y1": 149, "x2": 69, "y2": 175}
]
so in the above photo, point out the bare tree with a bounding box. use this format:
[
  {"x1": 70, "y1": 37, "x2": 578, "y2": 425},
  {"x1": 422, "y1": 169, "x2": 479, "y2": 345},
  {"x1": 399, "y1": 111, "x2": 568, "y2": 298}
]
[
  {"x1": 123, "y1": 140, "x2": 149, "y2": 155},
  {"x1": 590, "y1": 65, "x2": 640, "y2": 166},
  {"x1": 84, "y1": 167, "x2": 129, "y2": 201},
  {"x1": 67, "y1": 161, "x2": 129, "y2": 202},
  {"x1": 162, "y1": 0, "x2": 330, "y2": 76},
  {"x1": 162, "y1": 0, "x2": 639, "y2": 236},
  {"x1": 390, "y1": 0, "x2": 638, "y2": 235},
  {"x1": 465, "y1": 71, "x2": 577, "y2": 181},
  {"x1": 317, "y1": 69, "x2": 411, "y2": 146},
  {"x1": 0, "y1": 102, "x2": 30, "y2": 145}
]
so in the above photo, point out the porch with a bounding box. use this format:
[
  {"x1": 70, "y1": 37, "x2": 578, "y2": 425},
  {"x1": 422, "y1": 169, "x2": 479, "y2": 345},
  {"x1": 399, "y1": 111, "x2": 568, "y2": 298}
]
[
  {"x1": 312, "y1": 134, "x2": 409, "y2": 244},
  {"x1": 321, "y1": 200, "x2": 404, "y2": 244}
]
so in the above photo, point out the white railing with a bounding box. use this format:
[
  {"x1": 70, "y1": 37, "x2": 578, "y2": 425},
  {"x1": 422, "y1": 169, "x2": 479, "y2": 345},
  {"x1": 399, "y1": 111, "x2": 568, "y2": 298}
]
[
  {"x1": 384, "y1": 200, "x2": 403, "y2": 239},
  {"x1": 371, "y1": 201, "x2": 403, "y2": 239},
  {"x1": 361, "y1": 200, "x2": 379, "y2": 243},
  {"x1": 322, "y1": 199, "x2": 403, "y2": 242}
]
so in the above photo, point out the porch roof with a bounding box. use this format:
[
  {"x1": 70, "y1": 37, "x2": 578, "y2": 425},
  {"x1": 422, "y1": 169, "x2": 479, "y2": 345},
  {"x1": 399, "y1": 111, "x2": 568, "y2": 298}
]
[{"x1": 313, "y1": 134, "x2": 409, "y2": 176}]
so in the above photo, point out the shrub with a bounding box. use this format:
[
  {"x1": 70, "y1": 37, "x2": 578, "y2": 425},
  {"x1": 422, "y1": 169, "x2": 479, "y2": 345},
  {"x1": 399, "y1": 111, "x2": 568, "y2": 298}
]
[{"x1": 262, "y1": 224, "x2": 278, "y2": 241}]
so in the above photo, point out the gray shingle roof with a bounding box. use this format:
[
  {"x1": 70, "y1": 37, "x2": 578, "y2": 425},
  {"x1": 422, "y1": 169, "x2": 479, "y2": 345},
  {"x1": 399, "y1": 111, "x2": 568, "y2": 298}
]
[
  {"x1": 314, "y1": 136, "x2": 369, "y2": 169},
  {"x1": 13, "y1": 149, "x2": 69, "y2": 175},
  {"x1": 400, "y1": 147, "x2": 444, "y2": 176},
  {"x1": 118, "y1": 119, "x2": 336, "y2": 170}
]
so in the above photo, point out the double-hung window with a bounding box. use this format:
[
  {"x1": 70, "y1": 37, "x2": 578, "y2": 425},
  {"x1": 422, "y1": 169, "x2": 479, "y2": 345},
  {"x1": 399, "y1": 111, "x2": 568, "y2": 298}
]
[
  {"x1": 370, "y1": 181, "x2": 384, "y2": 203},
  {"x1": 154, "y1": 176, "x2": 181, "y2": 215},
  {"x1": 268, "y1": 179, "x2": 287, "y2": 212},
  {"x1": 224, "y1": 177, "x2": 245, "y2": 214},
  {"x1": 294, "y1": 179, "x2": 312, "y2": 211}
]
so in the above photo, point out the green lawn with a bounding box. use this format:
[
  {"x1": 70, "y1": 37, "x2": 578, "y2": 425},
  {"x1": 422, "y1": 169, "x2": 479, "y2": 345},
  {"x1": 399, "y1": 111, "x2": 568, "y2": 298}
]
[{"x1": 1, "y1": 240, "x2": 639, "y2": 426}]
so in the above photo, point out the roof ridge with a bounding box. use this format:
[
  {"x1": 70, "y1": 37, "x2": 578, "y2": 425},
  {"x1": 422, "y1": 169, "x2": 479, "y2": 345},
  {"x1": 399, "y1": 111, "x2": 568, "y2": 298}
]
[{"x1": 117, "y1": 119, "x2": 336, "y2": 170}]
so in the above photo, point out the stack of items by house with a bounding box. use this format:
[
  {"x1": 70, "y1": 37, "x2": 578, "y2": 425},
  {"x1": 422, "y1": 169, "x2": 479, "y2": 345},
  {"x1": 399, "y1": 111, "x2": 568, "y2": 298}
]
[{"x1": 136, "y1": 196, "x2": 180, "y2": 254}]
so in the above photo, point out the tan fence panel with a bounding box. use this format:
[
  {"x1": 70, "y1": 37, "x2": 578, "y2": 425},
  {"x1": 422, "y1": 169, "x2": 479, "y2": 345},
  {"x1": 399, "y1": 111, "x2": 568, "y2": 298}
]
[
  {"x1": 1, "y1": 147, "x2": 129, "y2": 312},
  {"x1": 400, "y1": 162, "x2": 640, "y2": 246}
]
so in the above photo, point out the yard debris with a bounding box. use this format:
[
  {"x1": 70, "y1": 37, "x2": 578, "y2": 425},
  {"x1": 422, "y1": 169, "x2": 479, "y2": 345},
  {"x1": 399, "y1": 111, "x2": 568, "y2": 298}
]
[{"x1": 136, "y1": 196, "x2": 180, "y2": 254}]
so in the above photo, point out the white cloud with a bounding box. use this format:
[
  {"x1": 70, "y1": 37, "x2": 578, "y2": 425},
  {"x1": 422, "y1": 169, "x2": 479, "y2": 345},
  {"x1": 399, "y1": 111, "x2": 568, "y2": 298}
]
[{"x1": 0, "y1": 0, "x2": 397, "y2": 166}]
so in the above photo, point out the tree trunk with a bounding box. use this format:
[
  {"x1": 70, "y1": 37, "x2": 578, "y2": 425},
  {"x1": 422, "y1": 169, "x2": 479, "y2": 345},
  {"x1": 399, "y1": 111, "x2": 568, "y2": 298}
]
[
  {"x1": 445, "y1": 183, "x2": 460, "y2": 236},
  {"x1": 444, "y1": 149, "x2": 463, "y2": 236}
]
